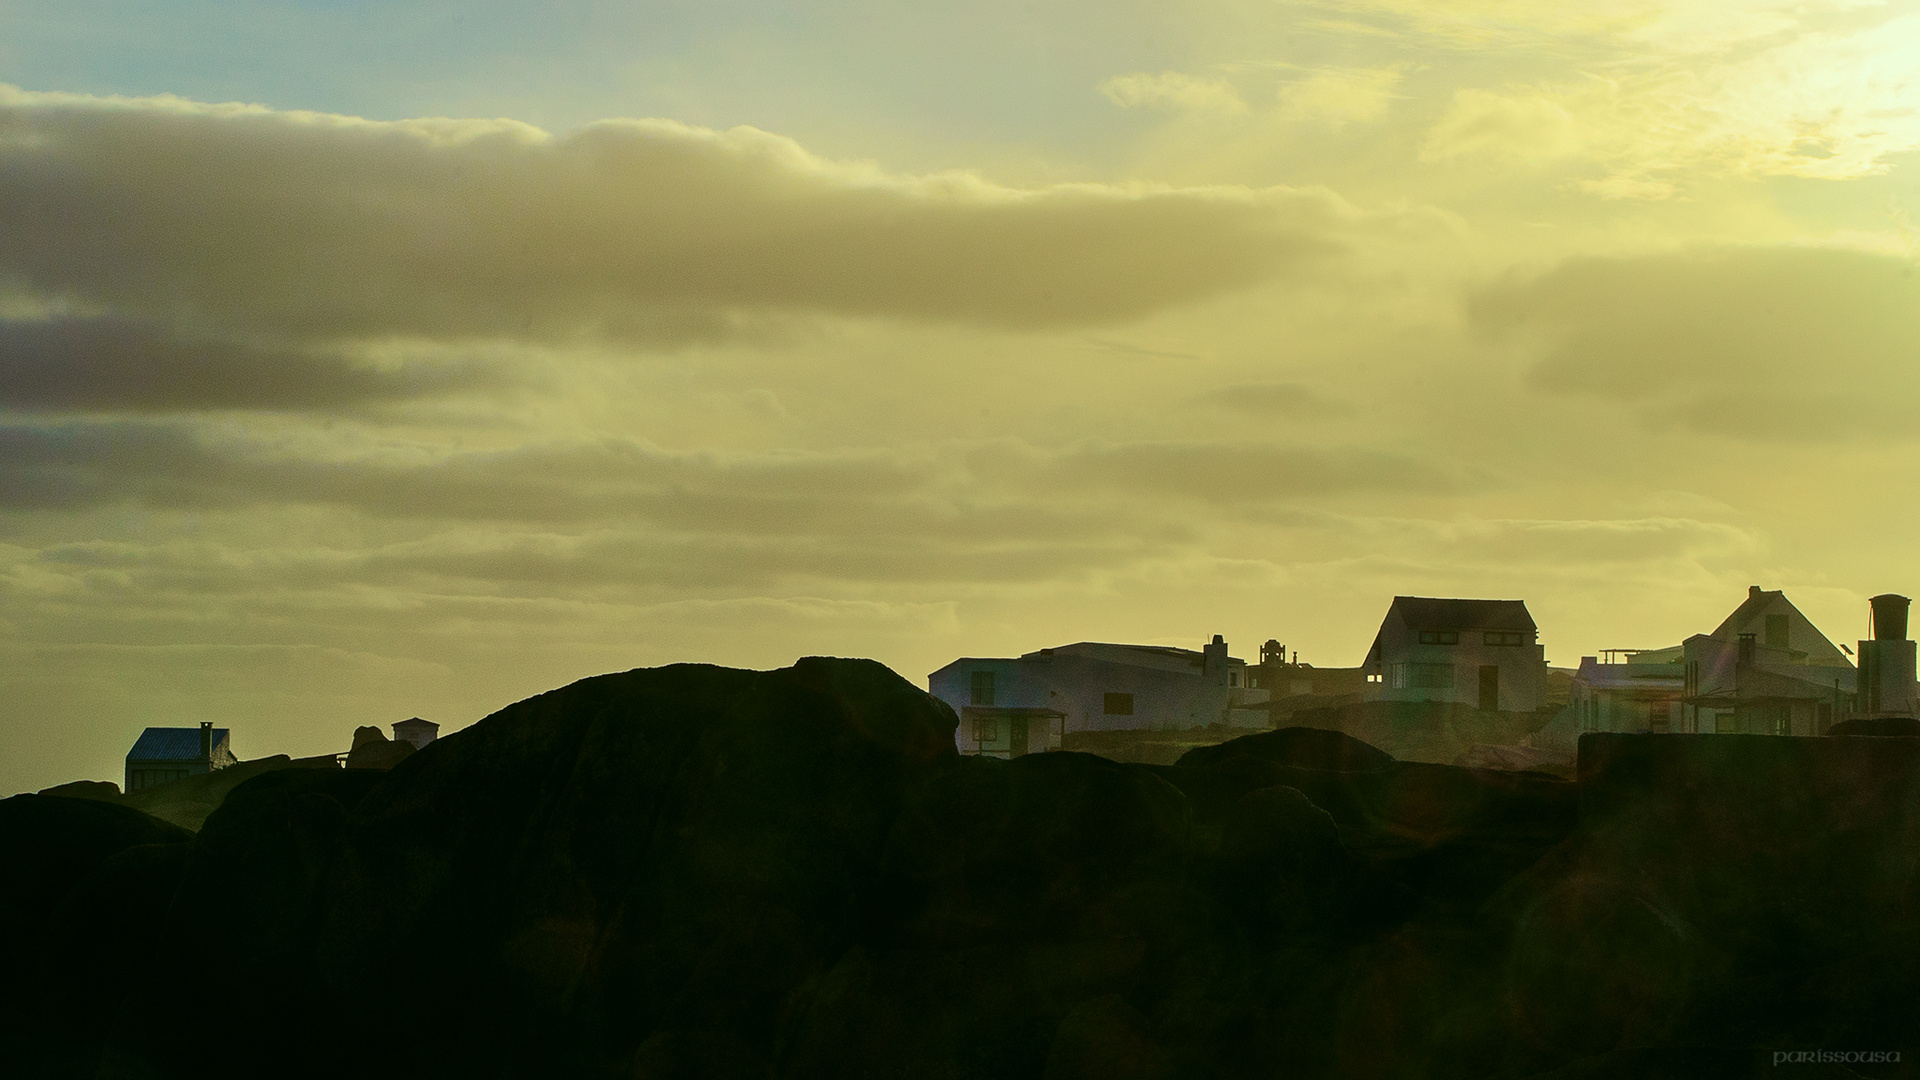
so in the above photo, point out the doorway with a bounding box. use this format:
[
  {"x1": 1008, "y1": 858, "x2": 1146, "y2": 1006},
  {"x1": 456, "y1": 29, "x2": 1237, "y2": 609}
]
[{"x1": 1478, "y1": 666, "x2": 1499, "y2": 712}]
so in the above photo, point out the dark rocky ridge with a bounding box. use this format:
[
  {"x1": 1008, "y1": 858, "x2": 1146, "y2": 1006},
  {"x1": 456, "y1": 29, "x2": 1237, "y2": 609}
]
[{"x1": 1, "y1": 658, "x2": 1913, "y2": 1078}]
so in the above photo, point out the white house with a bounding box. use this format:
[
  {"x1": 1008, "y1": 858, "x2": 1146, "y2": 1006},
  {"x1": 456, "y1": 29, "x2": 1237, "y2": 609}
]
[
  {"x1": 1363, "y1": 597, "x2": 1548, "y2": 712},
  {"x1": 928, "y1": 636, "x2": 1263, "y2": 757},
  {"x1": 1572, "y1": 586, "x2": 1859, "y2": 736},
  {"x1": 391, "y1": 717, "x2": 440, "y2": 750}
]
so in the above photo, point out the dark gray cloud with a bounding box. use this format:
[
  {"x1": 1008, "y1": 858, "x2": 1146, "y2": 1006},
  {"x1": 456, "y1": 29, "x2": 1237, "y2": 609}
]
[
  {"x1": 0, "y1": 317, "x2": 492, "y2": 412},
  {"x1": 1474, "y1": 245, "x2": 1920, "y2": 440},
  {"x1": 0, "y1": 420, "x2": 1471, "y2": 523},
  {"x1": 0, "y1": 88, "x2": 1350, "y2": 346}
]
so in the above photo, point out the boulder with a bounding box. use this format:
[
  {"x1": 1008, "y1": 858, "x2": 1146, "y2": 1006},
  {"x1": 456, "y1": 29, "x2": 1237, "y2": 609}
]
[
  {"x1": 36, "y1": 779, "x2": 121, "y2": 801},
  {"x1": 1176, "y1": 725, "x2": 1395, "y2": 773},
  {"x1": 111, "y1": 657, "x2": 959, "y2": 1080},
  {"x1": 345, "y1": 734, "x2": 415, "y2": 770},
  {"x1": 1828, "y1": 715, "x2": 1920, "y2": 737}
]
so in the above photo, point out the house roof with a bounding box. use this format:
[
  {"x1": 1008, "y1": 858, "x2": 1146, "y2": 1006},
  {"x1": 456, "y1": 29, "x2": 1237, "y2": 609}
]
[
  {"x1": 1021, "y1": 641, "x2": 1245, "y2": 670},
  {"x1": 1388, "y1": 597, "x2": 1536, "y2": 632},
  {"x1": 126, "y1": 727, "x2": 229, "y2": 763},
  {"x1": 392, "y1": 717, "x2": 439, "y2": 731},
  {"x1": 1704, "y1": 586, "x2": 1852, "y2": 667},
  {"x1": 1710, "y1": 587, "x2": 1784, "y2": 640}
]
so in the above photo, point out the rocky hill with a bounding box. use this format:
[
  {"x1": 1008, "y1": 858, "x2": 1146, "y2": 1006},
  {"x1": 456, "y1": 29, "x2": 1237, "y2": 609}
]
[{"x1": 2, "y1": 657, "x2": 1913, "y2": 1079}]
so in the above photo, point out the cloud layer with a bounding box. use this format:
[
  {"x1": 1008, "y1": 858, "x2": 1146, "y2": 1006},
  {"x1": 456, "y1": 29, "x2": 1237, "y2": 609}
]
[
  {"x1": 0, "y1": 86, "x2": 1346, "y2": 350},
  {"x1": 1478, "y1": 246, "x2": 1920, "y2": 439}
]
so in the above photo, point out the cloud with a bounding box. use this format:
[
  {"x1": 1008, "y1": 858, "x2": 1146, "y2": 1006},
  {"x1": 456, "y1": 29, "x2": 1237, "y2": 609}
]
[
  {"x1": 1312, "y1": 0, "x2": 1875, "y2": 54},
  {"x1": 1474, "y1": 245, "x2": 1920, "y2": 439},
  {"x1": 974, "y1": 438, "x2": 1475, "y2": 503},
  {"x1": 1420, "y1": 87, "x2": 1586, "y2": 165},
  {"x1": 0, "y1": 85, "x2": 1350, "y2": 347},
  {"x1": 0, "y1": 317, "x2": 494, "y2": 412},
  {"x1": 0, "y1": 419, "x2": 1471, "y2": 527},
  {"x1": 1100, "y1": 71, "x2": 1248, "y2": 113},
  {"x1": 1189, "y1": 381, "x2": 1353, "y2": 418},
  {"x1": 1413, "y1": 13, "x2": 1920, "y2": 193},
  {"x1": 1278, "y1": 66, "x2": 1405, "y2": 127}
]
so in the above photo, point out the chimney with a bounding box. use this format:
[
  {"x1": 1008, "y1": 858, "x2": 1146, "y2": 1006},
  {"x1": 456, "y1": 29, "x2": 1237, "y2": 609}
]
[
  {"x1": 1204, "y1": 634, "x2": 1230, "y2": 681},
  {"x1": 1738, "y1": 633, "x2": 1756, "y2": 665},
  {"x1": 1749, "y1": 585, "x2": 1762, "y2": 599},
  {"x1": 199, "y1": 721, "x2": 213, "y2": 761}
]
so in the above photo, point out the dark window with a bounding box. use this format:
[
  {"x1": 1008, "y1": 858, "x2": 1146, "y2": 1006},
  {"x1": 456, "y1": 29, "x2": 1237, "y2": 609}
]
[
  {"x1": 970, "y1": 670, "x2": 995, "y2": 706},
  {"x1": 1484, "y1": 631, "x2": 1527, "y2": 646},
  {"x1": 1103, "y1": 692, "x2": 1134, "y2": 716},
  {"x1": 1765, "y1": 613, "x2": 1789, "y2": 648},
  {"x1": 1418, "y1": 630, "x2": 1459, "y2": 645},
  {"x1": 1392, "y1": 662, "x2": 1454, "y2": 689},
  {"x1": 972, "y1": 717, "x2": 997, "y2": 742}
]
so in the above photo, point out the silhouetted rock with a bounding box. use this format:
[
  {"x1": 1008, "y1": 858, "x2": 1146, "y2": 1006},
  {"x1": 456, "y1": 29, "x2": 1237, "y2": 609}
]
[
  {"x1": 36, "y1": 778, "x2": 121, "y2": 801},
  {"x1": 1041, "y1": 994, "x2": 1173, "y2": 1080},
  {"x1": 344, "y1": 730, "x2": 415, "y2": 769},
  {"x1": 121, "y1": 752, "x2": 340, "y2": 831},
  {"x1": 6, "y1": 663, "x2": 1918, "y2": 1080},
  {"x1": 1176, "y1": 724, "x2": 1395, "y2": 772},
  {"x1": 1829, "y1": 715, "x2": 1920, "y2": 737},
  {"x1": 0, "y1": 794, "x2": 192, "y2": 1073}
]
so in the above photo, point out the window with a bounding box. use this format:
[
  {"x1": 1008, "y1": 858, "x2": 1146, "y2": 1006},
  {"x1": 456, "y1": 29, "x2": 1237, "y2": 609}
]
[
  {"x1": 972, "y1": 717, "x2": 998, "y2": 742},
  {"x1": 1417, "y1": 630, "x2": 1459, "y2": 645},
  {"x1": 970, "y1": 670, "x2": 995, "y2": 706},
  {"x1": 1389, "y1": 663, "x2": 1454, "y2": 689},
  {"x1": 1103, "y1": 692, "x2": 1134, "y2": 716},
  {"x1": 1484, "y1": 631, "x2": 1527, "y2": 646},
  {"x1": 1765, "y1": 613, "x2": 1789, "y2": 649},
  {"x1": 1229, "y1": 671, "x2": 1238, "y2": 687}
]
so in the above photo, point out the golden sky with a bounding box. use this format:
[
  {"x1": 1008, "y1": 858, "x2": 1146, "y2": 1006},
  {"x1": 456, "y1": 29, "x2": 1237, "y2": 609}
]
[{"x1": 3, "y1": 0, "x2": 1918, "y2": 791}]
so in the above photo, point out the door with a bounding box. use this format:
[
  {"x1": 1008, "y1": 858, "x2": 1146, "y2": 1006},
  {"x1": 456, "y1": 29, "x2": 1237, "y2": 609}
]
[
  {"x1": 1478, "y1": 666, "x2": 1499, "y2": 712},
  {"x1": 1007, "y1": 715, "x2": 1030, "y2": 758}
]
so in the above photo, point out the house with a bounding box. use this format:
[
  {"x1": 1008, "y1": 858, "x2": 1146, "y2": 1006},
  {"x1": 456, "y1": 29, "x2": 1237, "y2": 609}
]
[
  {"x1": 1571, "y1": 586, "x2": 1860, "y2": 736},
  {"x1": 1363, "y1": 597, "x2": 1548, "y2": 712},
  {"x1": 928, "y1": 635, "x2": 1263, "y2": 756},
  {"x1": 124, "y1": 722, "x2": 235, "y2": 794},
  {"x1": 391, "y1": 717, "x2": 440, "y2": 750}
]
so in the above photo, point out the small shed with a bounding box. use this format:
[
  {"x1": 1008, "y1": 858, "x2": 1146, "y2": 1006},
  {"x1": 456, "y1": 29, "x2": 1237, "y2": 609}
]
[
  {"x1": 125, "y1": 722, "x2": 235, "y2": 794},
  {"x1": 391, "y1": 717, "x2": 440, "y2": 750}
]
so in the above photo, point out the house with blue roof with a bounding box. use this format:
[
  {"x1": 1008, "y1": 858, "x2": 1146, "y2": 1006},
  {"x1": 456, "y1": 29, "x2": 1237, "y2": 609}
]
[{"x1": 125, "y1": 722, "x2": 235, "y2": 793}]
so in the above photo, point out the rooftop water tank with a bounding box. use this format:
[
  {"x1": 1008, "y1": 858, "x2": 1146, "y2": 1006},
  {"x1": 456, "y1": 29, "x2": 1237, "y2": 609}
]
[{"x1": 1870, "y1": 594, "x2": 1910, "y2": 641}]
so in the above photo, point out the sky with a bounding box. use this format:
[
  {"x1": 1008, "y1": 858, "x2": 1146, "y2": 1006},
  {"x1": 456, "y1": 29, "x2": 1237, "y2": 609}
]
[{"x1": 3, "y1": 0, "x2": 1920, "y2": 793}]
